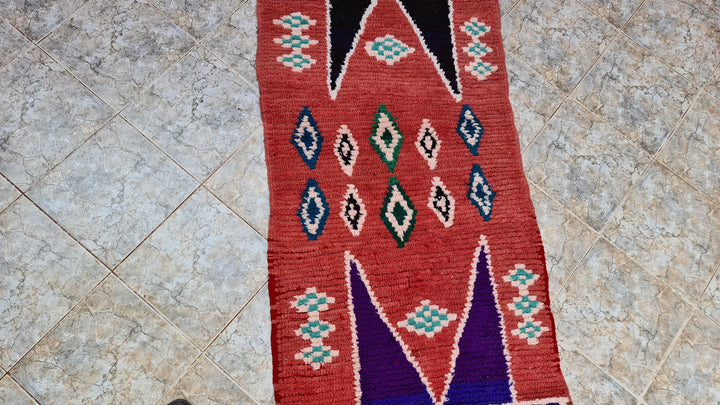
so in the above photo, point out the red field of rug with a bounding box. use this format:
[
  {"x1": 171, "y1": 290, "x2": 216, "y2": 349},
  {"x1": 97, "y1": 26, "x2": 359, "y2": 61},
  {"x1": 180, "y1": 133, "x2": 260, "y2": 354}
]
[{"x1": 256, "y1": 0, "x2": 571, "y2": 403}]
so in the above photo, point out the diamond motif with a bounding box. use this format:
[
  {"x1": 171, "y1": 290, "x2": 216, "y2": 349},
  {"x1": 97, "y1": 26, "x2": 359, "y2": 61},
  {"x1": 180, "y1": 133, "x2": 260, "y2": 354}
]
[
  {"x1": 428, "y1": 177, "x2": 455, "y2": 228},
  {"x1": 292, "y1": 107, "x2": 323, "y2": 169},
  {"x1": 334, "y1": 125, "x2": 359, "y2": 176},
  {"x1": 274, "y1": 34, "x2": 318, "y2": 49},
  {"x1": 340, "y1": 184, "x2": 366, "y2": 236},
  {"x1": 456, "y1": 105, "x2": 483, "y2": 155},
  {"x1": 466, "y1": 60, "x2": 497, "y2": 80},
  {"x1": 291, "y1": 287, "x2": 335, "y2": 314},
  {"x1": 295, "y1": 342, "x2": 340, "y2": 370},
  {"x1": 365, "y1": 34, "x2": 416, "y2": 65},
  {"x1": 278, "y1": 53, "x2": 317, "y2": 72},
  {"x1": 508, "y1": 295, "x2": 544, "y2": 317},
  {"x1": 467, "y1": 164, "x2": 495, "y2": 221},
  {"x1": 415, "y1": 119, "x2": 441, "y2": 170},
  {"x1": 273, "y1": 12, "x2": 316, "y2": 31},
  {"x1": 463, "y1": 41, "x2": 492, "y2": 58},
  {"x1": 397, "y1": 299, "x2": 458, "y2": 338},
  {"x1": 511, "y1": 320, "x2": 549, "y2": 345},
  {"x1": 381, "y1": 177, "x2": 416, "y2": 248},
  {"x1": 297, "y1": 179, "x2": 330, "y2": 240},
  {"x1": 502, "y1": 264, "x2": 539, "y2": 292},
  {"x1": 296, "y1": 319, "x2": 336, "y2": 340},
  {"x1": 461, "y1": 18, "x2": 490, "y2": 38},
  {"x1": 370, "y1": 104, "x2": 404, "y2": 172}
]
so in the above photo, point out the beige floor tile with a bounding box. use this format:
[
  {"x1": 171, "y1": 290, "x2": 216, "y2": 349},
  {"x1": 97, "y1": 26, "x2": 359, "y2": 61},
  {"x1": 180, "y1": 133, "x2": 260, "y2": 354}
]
[
  {"x1": 529, "y1": 184, "x2": 597, "y2": 297},
  {"x1": 555, "y1": 238, "x2": 692, "y2": 394},
  {"x1": 0, "y1": 176, "x2": 20, "y2": 213},
  {"x1": 39, "y1": 0, "x2": 195, "y2": 109},
  {"x1": 208, "y1": 285, "x2": 273, "y2": 405},
  {"x1": 604, "y1": 162, "x2": 720, "y2": 298},
  {"x1": 523, "y1": 99, "x2": 651, "y2": 230},
  {"x1": 160, "y1": 356, "x2": 256, "y2": 405},
  {"x1": 645, "y1": 313, "x2": 720, "y2": 404},
  {"x1": 499, "y1": 0, "x2": 519, "y2": 16},
  {"x1": 502, "y1": 0, "x2": 616, "y2": 92},
  {"x1": 575, "y1": 0, "x2": 644, "y2": 27},
  {"x1": 0, "y1": 47, "x2": 114, "y2": 191},
  {"x1": 0, "y1": 375, "x2": 37, "y2": 405},
  {"x1": 573, "y1": 35, "x2": 698, "y2": 154},
  {"x1": 559, "y1": 345, "x2": 637, "y2": 404},
  {"x1": 624, "y1": 0, "x2": 720, "y2": 86},
  {"x1": 205, "y1": 131, "x2": 269, "y2": 237},
  {"x1": 117, "y1": 188, "x2": 267, "y2": 347},
  {"x1": 706, "y1": 66, "x2": 720, "y2": 101},
  {"x1": 0, "y1": 0, "x2": 89, "y2": 41},
  {"x1": 0, "y1": 15, "x2": 31, "y2": 69},
  {"x1": 122, "y1": 46, "x2": 261, "y2": 181},
  {"x1": 202, "y1": 0, "x2": 258, "y2": 88},
  {"x1": 658, "y1": 93, "x2": 720, "y2": 203},
  {"x1": 699, "y1": 269, "x2": 720, "y2": 325},
  {"x1": 12, "y1": 276, "x2": 199, "y2": 404},
  {"x1": 27, "y1": 116, "x2": 197, "y2": 268},
  {"x1": 506, "y1": 53, "x2": 565, "y2": 150},
  {"x1": 0, "y1": 197, "x2": 107, "y2": 370},
  {"x1": 150, "y1": 0, "x2": 243, "y2": 39}
]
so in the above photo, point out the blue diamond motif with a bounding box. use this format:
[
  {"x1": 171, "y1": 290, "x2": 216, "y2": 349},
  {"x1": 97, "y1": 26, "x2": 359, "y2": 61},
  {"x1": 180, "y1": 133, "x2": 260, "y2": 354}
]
[
  {"x1": 468, "y1": 164, "x2": 495, "y2": 221},
  {"x1": 297, "y1": 179, "x2": 330, "y2": 240},
  {"x1": 456, "y1": 105, "x2": 483, "y2": 155},
  {"x1": 292, "y1": 106, "x2": 323, "y2": 169}
]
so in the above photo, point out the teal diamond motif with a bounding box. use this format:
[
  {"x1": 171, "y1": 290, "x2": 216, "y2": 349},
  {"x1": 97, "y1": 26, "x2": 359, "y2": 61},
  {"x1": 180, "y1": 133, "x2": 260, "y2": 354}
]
[
  {"x1": 503, "y1": 265, "x2": 539, "y2": 289},
  {"x1": 276, "y1": 34, "x2": 317, "y2": 50},
  {"x1": 295, "y1": 342, "x2": 339, "y2": 370},
  {"x1": 365, "y1": 35, "x2": 415, "y2": 65},
  {"x1": 397, "y1": 300, "x2": 457, "y2": 338},
  {"x1": 461, "y1": 18, "x2": 490, "y2": 38},
  {"x1": 291, "y1": 287, "x2": 335, "y2": 313},
  {"x1": 297, "y1": 319, "x2": 335, "y2": 340},
  {"x1": 277, "y1": 53, "x2": 316, "y2": 72},
  {"x1": 510, "y1": 295, "x2": 543, "y2": 317},
  {"x1": 275, "y1": 12, "x2": 315, "y2": 30}
]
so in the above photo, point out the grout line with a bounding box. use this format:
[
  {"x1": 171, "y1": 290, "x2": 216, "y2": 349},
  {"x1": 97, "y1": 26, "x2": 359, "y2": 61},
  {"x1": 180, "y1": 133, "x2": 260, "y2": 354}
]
[{"x1": 5, "y1": 372, "x2": 42, "y2": 404}]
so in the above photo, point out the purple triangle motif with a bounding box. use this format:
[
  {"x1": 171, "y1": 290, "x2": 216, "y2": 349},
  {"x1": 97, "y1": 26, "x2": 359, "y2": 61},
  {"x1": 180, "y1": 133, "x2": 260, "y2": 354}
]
[{"x1": 349, "y1": 260, "x2": 434, "y2": 405}]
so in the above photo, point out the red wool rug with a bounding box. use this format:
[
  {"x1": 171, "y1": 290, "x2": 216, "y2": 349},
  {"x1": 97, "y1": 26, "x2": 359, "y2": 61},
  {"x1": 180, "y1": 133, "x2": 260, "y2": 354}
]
[{"x1": 256, "y1": 0, "x2": 571, "y2": 403}]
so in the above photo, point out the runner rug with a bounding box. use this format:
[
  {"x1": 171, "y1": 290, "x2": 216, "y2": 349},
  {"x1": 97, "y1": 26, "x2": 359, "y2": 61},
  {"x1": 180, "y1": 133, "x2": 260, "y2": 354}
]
[{"x1": 256, "y1": 0, "x2": 571, "y2": 403}]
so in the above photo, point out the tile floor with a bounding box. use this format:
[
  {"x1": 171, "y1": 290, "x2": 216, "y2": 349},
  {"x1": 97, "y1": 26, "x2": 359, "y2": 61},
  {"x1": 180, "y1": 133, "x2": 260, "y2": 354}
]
[{"x1": 0, "y1": 0, "x2": 718, "y2": 403}]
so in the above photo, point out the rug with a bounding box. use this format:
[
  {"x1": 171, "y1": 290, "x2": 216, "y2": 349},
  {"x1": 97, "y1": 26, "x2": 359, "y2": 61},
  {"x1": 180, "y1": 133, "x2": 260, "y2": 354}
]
[{"x1": 256, "y1": 0, "x2": 571, "y2": 403}]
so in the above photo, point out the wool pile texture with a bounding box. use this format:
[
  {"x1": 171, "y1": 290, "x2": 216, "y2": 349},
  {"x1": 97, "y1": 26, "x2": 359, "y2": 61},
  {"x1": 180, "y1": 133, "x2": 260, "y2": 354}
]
[{"x1": 256, "y1": 0, "x2": 572, "y2": 403}]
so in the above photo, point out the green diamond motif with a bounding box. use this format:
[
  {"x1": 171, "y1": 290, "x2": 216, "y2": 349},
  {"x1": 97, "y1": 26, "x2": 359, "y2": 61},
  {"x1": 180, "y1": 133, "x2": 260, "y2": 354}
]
[
  {"x1": 381, "y1": 177, "x2": 416, "y2": 248},
  {"x1": 510, "y1": 295, "x2": 543, "y2": 317},
  {"x1": 398, "y1": 300, "x2": 458, "y2": 338},
  {"x1": 461, "y1": 18, "x2": 490, "y2": 38},
  {"x1": 370, "y1": 105, "x2": 404, "y2": 172},
  {"x1": 365, "y1": 35, "x2": 415, "y2": 65}
]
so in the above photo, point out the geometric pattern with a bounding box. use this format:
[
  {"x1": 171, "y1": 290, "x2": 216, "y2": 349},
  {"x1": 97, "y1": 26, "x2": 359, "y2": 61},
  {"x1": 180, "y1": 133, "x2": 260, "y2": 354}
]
[
  {"x1": 274, "y1": 12, "x2": 317, "y2": 72},
  {"x1": 365, "y1": 34, "x2": 415, "y2": 65},
  {"x1": 291, "y1": 287, "x2": 339, "y2": 369},
  {"x1": 460, "y1": 18, "x2": 497, "y2": 81},
  {"x1": 381, "y1": 176, "x2": 416, "y2": 248},
  {"x1": 503, "y1": 264, "x2": 549, "y2": 345},
  {"x1": 297, "y1": 179, "x2": 330, "y2": 240},
  {"x1": 428, "y1": 177, "x2": 455, "y2": 228},
  {"x1": 467, "y1": 164, "x2": 495, "y2": 221},
  {"x1": 397, "y1": 300, "x2": 458, "y2": 338},
  {"x1": 333, "y1": 124, "x2": 359, "y2": 176},
  {"x1": 415, "y1": 118, "x2": 441, "y2": 170},
  {"x1": 456, "y1": 104, "x2": 483, "y2": 155},
  {"x1": 340, "y1": 184, "x2": 367, "y2": 237},
  {"x1": 370, "y1": 104, "x2": 404, "y2": 172},
  {"x1": 292, "y1": 106, "x2": 323, "y2": 169}
]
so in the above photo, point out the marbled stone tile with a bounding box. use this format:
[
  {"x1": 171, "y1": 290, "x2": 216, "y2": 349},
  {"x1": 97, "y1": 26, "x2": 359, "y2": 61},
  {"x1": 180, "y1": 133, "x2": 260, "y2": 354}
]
[
  {"x1": 159, "y1": 356, "x2": 255, "y2": 405},
  {"x1": 624, "y1": 0, "x2": 720, "y2": 86},
  {"x1": 202, "y1": 0, "x2": 257, "y2": 87},
  {"x1": 0, "y1": 176, "x2": 20, "y2": 213},
  {"x1": 499, "y1": 0, "x2": 519, "y2": 16},
  {"x1": 706, "y1": 67, "x2": 720, "y2": 101},
  {"x1": 523, "y1": 100, "x2": 651, "y2": 230},
  {"x1": 205, "y1": 131, "x2": 269, "y2": 237},
  {"x1": 27, "y1": 117, "x2": 197, "y2": 268},
  {"x1": 0, "y1": 375, "x2": 38, "y2": 405},
  {"x1": 0, "y1": 15, "x2": 31, "y2": 69},
  {"x1": 506, "y1": 53, "x2": 565, "y2": 150},
  {"x1": 604, "y1": 163, "x2": 720, "y2": 298},
  {"x1": 12, "y1": 276, "x2": 199, "y2": 404},
  {"x1": 558, "y1": 345, "x2": 638, "y2": 404},
  {"x1": 208, "y1": 284, "x2": 273, "y2": 404},
  {"x1": 645, "y1": 314, "x2": 720, "y2": 404},
  {"x1": 0, "y1": 197, "x2": 107, "y2": 370},
  {"x1": 502, "y1": 0, "x2": 616, "y2": 92},
  {"x1": 151, "y1": 0, "x2": 243, "y2": 39},
  {"x1": 39, "y1": 0, "x2": 195, "y2": 110},
  {"x1": 554, "y1": 238, "x2": 692, "y2": 394},
  {"x1": 122, "y1": 46, "x2": 261, "y2": 181},
  {"x1": 658, "y1": 93, "x2": 720, "y2": 202},
  {"x1": 0, "y1": 0, "x2": 88, "y2": 41},
  {"x1": 699, "y1": 269, "x2": 720, "y2": 325},
  {"x1": 117, "y1": 188, "x2": 267, "y2": 347},
  {"x1": 529, "y1": 184, "x2": 597, "y2": 297},
  {"x1": 576, "y1": 0, "x2": 644, "y2": 27},
  {"x1": 0, "y1": 47, "x2": 114, "y2": 191},
  {"x1": 574, "y1": 35, "x2": 697, "y2": 154}
]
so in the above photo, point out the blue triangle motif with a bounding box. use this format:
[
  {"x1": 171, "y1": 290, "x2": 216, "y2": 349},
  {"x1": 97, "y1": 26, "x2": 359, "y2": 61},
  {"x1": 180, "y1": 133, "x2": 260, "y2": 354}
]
[
  {"x1": 292, "y1": 106, "x2": 323, "y2": 169},
  {"x1": 456, "y1": 105, "x2": 483, "y2": 155},
  {"x1": 297, "y1": 179, "x2": 329, "y2": 240}
]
